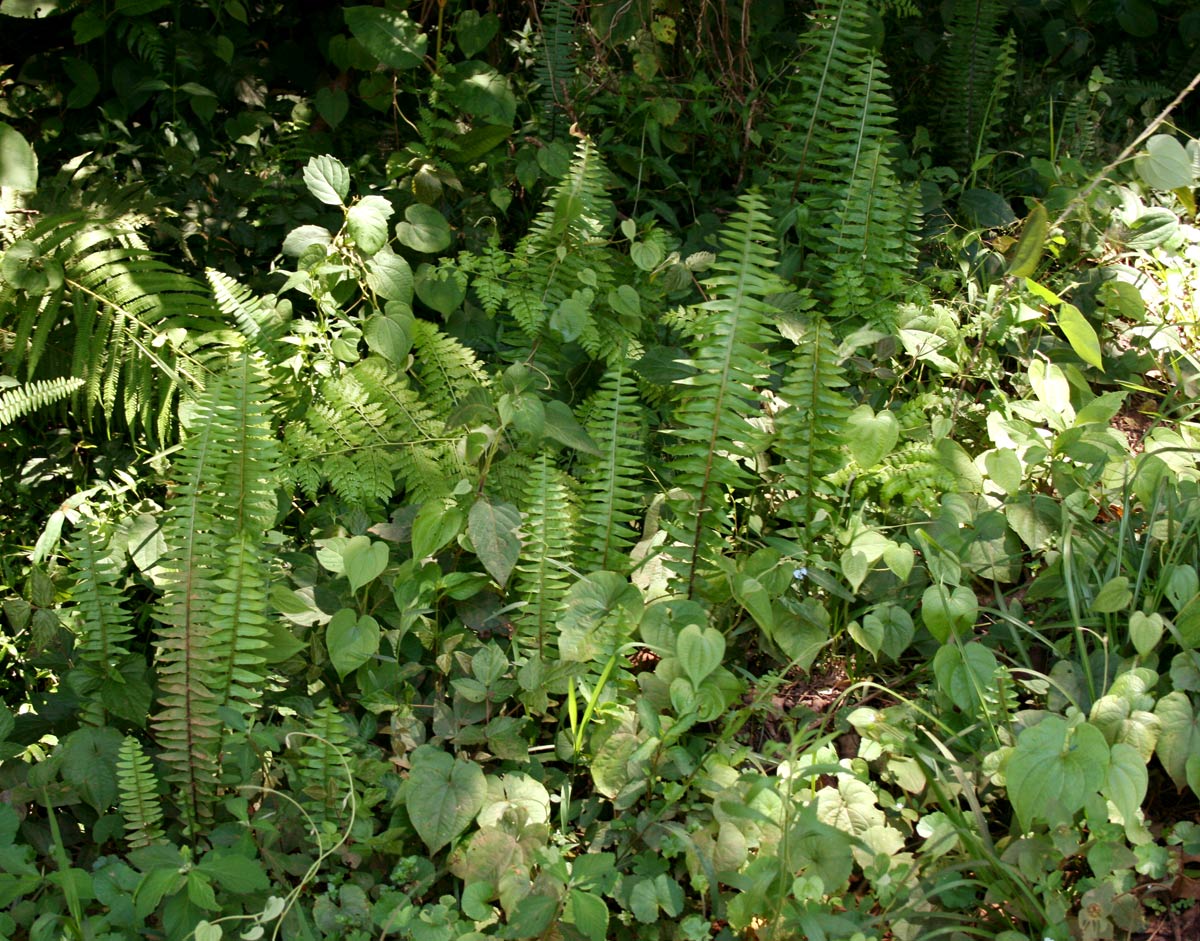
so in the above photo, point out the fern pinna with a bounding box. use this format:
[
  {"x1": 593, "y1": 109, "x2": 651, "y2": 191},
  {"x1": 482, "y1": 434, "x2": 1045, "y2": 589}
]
[
  {"x1": 151, "y1": 351, "x2": 280, "y2": 834},
  {"x1": 664, "y1": 191, "x2": 785, "y2": 597}
]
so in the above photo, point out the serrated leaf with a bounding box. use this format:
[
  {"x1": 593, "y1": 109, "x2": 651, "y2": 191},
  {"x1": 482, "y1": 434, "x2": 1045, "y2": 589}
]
[
  {"x1": 347, "y1": 195, "x2": 394, "y2": 254},
  {"x1": 326, "y1": 608, "x2": 380, "y2": 679},
  {"x1": 405, "y1": 745, "x2": 485, "y2": 852},
  {"x1": 1007, "y1": 202, "x2": 1048, "y2": 277},
  {"x1": 396, "y1": 203, "x2": 451, "y2": 254},
  {"x1": 468, "y1": 497, "x2": 521, "y2": 587},
  {"x1": 1055, "y1": 302, "x2": 1104, "y2": 371},
  {"x1": 303, "y1": 155, "x2": 350, "y2": 206},
  {"x1": 344, "y1": 5, "x2": 427, "y2": 69}
]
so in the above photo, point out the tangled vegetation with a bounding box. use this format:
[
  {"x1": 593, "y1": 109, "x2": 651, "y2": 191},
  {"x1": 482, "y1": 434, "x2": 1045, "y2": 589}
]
[{"x1": 2, "y1": 1, "x2": 1200, "y2": 939}]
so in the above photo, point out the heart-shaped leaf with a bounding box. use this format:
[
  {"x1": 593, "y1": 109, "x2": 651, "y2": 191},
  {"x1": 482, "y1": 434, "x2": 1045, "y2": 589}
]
[
  {"x1": 341, "y1": 536, "x2": 388, "y2": 593},
  {"x1": 845, "y1": 405, "x2": 898, "y2": 469},
  {"x1": 347, "y1": 195, "x2": 394, "y2": 254},
  {"x1": 397, "y1": 203, "x2": 451, "y2": 254},
  {"x1": 676, "y1": 623, "x2": 725, "y2": 685},
  {"x1": 405, "y1": 745, "x2": 485, "y2": 852},
  {"x1": 326, "y1": 608, "x2": 380, "y2": 678},
  {"x1": 921, "y1": 584, "x2": 977, "y2": 643}
]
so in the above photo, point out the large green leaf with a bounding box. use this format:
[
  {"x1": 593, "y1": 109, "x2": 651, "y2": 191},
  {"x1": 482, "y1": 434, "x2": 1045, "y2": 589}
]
[
  {"x1": 468, "y1": 497, "x2": 521, "y2": 587},
  {"x1": 405, "y1": 745, "x2": 486, "y2": 852},
  {"x1": 1007, "y1": 716, "x2": 1109, "y2": 830},
  {"x1": 325, "y1": 609, "x2": 380, "y2": 679},
  {"x1": 0, "y1": 122, "x2": 37, "y2": 191},
  {"x1": 344, "y1": 6, "x2": 427, "y2": 69},
  {"x1": 303, "y1": 155, "x2": 349, "y2": 206}
]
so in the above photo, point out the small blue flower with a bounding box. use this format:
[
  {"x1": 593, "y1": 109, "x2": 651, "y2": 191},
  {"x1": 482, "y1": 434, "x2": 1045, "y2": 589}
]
[{"x1": 793, "y1": 567, "x2": 808, "y2": 581}]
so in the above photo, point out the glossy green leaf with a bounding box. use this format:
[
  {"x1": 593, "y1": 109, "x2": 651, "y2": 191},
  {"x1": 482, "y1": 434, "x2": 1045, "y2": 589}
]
[
  {"x1": 1155, "y1": 691, "x2": 1200, "y2": 791},
  {"x1": 845, "y1": 404, "x2": 899, "y2": 470},
  {"x1": 921, "y1": 584, "x2": 977, "y2": 643},
  {"x1": 0, "y1": 122, "x2": 37, "y2": 191},
  {"x1": 932, "y1": 642, "x2": 997, "y2": 713},
  {"x1": 1137, "y1": 134, "x2": 1193, "y2": 191},
  {"x1": 1055, "y1": 303, "x2": 1104, "y2": 371},
  {"x1": 340, "y1": 536, "x2": 388, "y2": 593},
  {"x1": 347, "y1": 195, "x2": 394, "y2": 254},
  {"x1": 676, "y1": 623, "x2": 725, "y2": 685},
  {"x1": 396, "y1": 203, "x2": 452, "y2": 254}
]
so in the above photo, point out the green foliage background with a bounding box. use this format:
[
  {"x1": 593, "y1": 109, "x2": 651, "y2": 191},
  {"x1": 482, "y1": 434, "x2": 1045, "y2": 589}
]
[{"x1": 2, "y1": 1, "x2": 1200, "y2": 940}]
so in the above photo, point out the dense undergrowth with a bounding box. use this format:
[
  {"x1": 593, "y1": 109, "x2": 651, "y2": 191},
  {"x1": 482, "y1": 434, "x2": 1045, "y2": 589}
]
[{"x1": 2, "y1": 1, "x2": 1200, "y2": 939}]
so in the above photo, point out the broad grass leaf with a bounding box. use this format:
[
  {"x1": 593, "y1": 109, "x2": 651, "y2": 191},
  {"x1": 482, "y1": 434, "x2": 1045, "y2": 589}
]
[{"x1": 406, "y1": 745, "x2": 486, "y2": 852}]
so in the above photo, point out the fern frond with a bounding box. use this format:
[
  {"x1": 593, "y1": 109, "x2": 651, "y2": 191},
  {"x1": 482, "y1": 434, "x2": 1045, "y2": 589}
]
[
  {"x1": 1, "y1": 214, "x2": 220, "y2": 442},
  {"x1": 535, "y1": 0, "x2": 577, "y2": 139},
  {"x1": 117, "y1": 736, "x2": 166, "y2": 849},
  {"x1": 152, "y1": 352, "x2": 280, "y2": 834},
  {"x1": 772, "y1": 315, "x2": 853, "y2": 547},
  {"x1": 664, "y1": 191, "x2": 785, "y2": 596},
  {"x1": 937, "y1": 0, "x2": 1009, "y2": 166},
  {"x1": 409, "y1": 319, "x2": 490, "y2": 416},
  {"x1": 69, "y1": 520, "x2": 135, "y2": 679},
  {"x1": 514, "y1": 452, "x2": 577, "y2": 658},
  {"x1": 0, "y1": 376, "x2": 83, "y2": 427},
  {"x1": 576, "y1": 364, "x2": 646, "y2": 573},
  {"x1": 292, "y1": 700, "x2": 354, "y2": 830}
]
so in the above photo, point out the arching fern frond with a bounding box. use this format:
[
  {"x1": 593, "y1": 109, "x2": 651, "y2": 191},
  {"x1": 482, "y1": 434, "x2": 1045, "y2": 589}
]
[
  {"x1": 773, "y1": 0, "x2": 917, "y2": 316},
  {"x1": 291, "y1": 700, "x2": 355, "y2": 832},
  {"x1": 1, "y1": 214, "x2": 220, "y2": 443},
  {"x1": 664, "y1": 191, "x2": 785, "y2": 596},
  {"x1": 0, "y1": 376, "x2": 83, "y2": 427},
  {"x1": 937, "y1": 0, "x2": 1011, "y2": 166}
]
